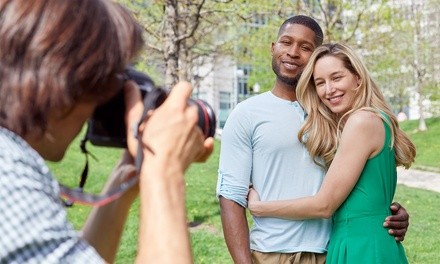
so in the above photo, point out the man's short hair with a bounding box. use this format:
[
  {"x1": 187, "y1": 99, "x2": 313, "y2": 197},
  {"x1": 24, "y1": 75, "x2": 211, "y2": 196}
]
[{"x1": 278, "y1": 15, "x2": 324, "y2": 46}]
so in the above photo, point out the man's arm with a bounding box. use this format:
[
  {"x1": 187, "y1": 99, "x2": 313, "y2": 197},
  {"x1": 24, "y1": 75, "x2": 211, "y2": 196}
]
[
  {"x1": 220, "y1": 197, "x2": 252, "y2": 264},
  {"x1": 384, "y1": 202, "x2": 409, "y2": 241},
  {"x1": 217, "y1": 101, "x2": 254, "y2": 263}
]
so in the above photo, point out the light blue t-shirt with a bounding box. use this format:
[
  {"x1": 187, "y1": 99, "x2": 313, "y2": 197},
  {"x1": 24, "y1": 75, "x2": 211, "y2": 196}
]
[{"x1": 217, "y1": 91, "x2": 331, "y2": 253}]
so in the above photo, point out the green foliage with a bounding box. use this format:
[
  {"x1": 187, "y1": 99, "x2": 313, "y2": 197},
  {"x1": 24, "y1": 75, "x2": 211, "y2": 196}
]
[
  {"x1": 424, "y1": 81, "x2": 440, "y2": 116},
  {"x1": 239, "y1": 22, "x2": 279, "y2": 93}
]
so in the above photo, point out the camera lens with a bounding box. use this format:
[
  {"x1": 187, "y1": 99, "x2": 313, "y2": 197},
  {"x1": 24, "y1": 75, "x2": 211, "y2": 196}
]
[{"x1": 191, "y1": 99, "x2": 216, "y2": 139}]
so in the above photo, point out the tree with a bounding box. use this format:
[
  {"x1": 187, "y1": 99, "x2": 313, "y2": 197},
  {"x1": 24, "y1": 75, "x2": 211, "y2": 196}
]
[
  {"x1": 389, "y1": 0, "x2": 440, "y2": 130},
  {"x1": 119, "y1": 0, "x2": 238, "y2": 89},
  {"x1": 409, "y1": 0, "x2": 427, "y2": 130}
]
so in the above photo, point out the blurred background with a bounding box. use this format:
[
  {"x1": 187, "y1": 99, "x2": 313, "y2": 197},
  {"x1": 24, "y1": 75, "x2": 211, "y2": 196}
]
[{"x1": 118, "y1": 0, "x2": 439, "y2": 133}]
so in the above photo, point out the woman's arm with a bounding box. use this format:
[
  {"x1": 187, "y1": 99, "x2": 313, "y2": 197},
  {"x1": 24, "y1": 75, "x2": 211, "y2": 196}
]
[{"x1": 248, "y1": 111, "x2": 384, "y2": 219}]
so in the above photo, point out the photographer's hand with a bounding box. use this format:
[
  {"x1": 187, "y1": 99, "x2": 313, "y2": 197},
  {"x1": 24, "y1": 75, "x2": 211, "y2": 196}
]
[
  {"x1": 135, "y1": 82, "x2": 213, "y2": 263},
  {"x1": 140, "y1": 82, "x2": 214, "y2": 168},
  {"x1": 123, "y1": 79, "x2": 214, "y2": 163},
  {"x1": 123, "y1": 80, "x2": 145, "y2": 158}
]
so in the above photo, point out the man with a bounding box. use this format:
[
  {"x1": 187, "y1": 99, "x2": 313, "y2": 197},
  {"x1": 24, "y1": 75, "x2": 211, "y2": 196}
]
[{"x1": 216, "y1": 15, "x2": 409, "y2": 264}]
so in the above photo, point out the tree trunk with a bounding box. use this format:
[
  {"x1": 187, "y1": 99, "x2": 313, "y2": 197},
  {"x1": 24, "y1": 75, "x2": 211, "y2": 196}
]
[
  {"x1": 412, "y1": 0, "x2": 427, "y2": 131},
  {"x1": 164, "y1": 0, "x2": 180, "y2": 88}
]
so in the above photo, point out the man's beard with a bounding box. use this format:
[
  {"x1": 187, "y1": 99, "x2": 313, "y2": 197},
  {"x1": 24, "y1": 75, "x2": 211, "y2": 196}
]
[{"x1": 272, "y1": 59, "x2": 301, "y2": 90}]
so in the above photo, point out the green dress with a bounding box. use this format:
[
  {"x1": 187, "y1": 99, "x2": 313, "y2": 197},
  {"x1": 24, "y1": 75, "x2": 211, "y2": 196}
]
[{"x1": 326, "y1": 119, "x2": 408, "y2": 264}]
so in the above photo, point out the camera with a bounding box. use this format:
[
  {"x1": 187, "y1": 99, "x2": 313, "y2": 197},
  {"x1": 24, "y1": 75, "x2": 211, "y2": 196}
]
[{"x1": 85, "y1": 68, "x2": 216, "y2": 148}]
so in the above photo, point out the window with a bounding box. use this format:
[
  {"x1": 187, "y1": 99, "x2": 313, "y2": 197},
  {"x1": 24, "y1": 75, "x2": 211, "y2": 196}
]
[
  {"x1": 237, "y1": 65, "x2": 251, "y2": 102},
  {"x1": 219, "y1": 91, "x2": 231, "y2": 128}
]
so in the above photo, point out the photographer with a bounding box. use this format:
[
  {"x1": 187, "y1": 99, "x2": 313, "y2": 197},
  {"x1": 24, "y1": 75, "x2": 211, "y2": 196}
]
[{"x1": 0, "y1": 0, "x2": 213, "y2": 263}]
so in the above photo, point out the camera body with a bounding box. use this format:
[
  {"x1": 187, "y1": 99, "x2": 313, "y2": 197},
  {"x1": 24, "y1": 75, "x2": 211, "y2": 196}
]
[{"x1": 86, "y1": 68, "x2": 216, "y2": 148}]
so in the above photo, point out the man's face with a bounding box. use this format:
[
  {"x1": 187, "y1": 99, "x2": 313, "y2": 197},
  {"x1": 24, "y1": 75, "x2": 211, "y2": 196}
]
[{"x1": 271, "y1": 24, "x2": 317, "y2": 88}]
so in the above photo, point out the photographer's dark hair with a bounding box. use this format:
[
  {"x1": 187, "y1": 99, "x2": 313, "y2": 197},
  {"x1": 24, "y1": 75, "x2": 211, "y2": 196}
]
[{"x1": 0, "y1": 0, "x2": 144, "y2": 138}]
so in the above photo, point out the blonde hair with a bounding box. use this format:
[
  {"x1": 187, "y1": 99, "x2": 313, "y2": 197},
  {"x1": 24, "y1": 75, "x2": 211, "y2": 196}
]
[{"x1": 296, "y1": 43, "x2": 416, "y2": 169}]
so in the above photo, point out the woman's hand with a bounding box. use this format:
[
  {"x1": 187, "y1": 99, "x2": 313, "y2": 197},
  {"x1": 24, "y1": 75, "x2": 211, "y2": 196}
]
[
  {"x1": 248, "y1": 188, "x2": 261, "y2": 203},
  {"x1": 247, "y1": 187, "x2": 261, "y2": 215}
]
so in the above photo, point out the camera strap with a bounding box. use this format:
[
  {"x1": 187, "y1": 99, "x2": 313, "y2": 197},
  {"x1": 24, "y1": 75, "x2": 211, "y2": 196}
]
[
  {"x1": 59, "y1": 88, "x2": 163, "y2": 207},
  {"x1": 59, "y1": 140, "x2": 142, "y2": 207}
]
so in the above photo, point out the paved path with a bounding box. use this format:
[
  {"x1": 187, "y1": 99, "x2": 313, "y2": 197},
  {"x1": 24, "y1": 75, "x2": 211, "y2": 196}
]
[{"x1": 397, "y1": 167, "x2": 440, "y2": 193}]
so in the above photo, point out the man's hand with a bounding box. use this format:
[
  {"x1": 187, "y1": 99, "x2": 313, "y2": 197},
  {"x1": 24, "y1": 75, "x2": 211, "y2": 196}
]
[{"x1": 383, "y1": 202, "x2": 409, "y2": 241}]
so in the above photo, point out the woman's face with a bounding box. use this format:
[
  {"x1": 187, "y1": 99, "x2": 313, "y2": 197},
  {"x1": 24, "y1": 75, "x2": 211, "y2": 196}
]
[{"x1": 313, "y1": 55, "x2": 360, "y2": 115}]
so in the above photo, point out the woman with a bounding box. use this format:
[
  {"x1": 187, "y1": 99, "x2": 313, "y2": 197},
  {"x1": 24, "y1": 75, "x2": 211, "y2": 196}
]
[
  {"x1": 0, "y1": 1, "x2": 213, "y2": 263},
  {"x1": 248, "y1": 43, "x2": 415, "y2": 263}
]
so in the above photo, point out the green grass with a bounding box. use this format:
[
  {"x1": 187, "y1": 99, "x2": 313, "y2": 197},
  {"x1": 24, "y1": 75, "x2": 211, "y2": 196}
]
[
  {"x1": 47, "y1": 117, "x2": 440, "y2": 263},
  {"x1": 394, "y1": 186, "x2": 440, "y2": 263},
  {"x1": 398, "y1": 117, "x2": 440, "y2": 171}
]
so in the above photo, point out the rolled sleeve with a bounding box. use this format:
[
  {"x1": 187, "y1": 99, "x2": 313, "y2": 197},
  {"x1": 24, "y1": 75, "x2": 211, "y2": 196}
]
[
  {"x1": 216, "y1": 105, "x2": 253, "y2": 208},
  {"x1": 217, "y1": 170, "x2": 250, "y2": 207}
]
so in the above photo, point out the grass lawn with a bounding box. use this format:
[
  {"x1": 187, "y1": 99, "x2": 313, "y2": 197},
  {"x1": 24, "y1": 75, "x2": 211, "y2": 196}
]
[
  {"x1": 394, "y1": 186, "x2": 440, "y2": 263},
  {"x1": 399, "y1": 117, "x2": 440, "y2": 171},
  {"x1": 47, "y1": 117, "x2": 440, "y2": 263}
]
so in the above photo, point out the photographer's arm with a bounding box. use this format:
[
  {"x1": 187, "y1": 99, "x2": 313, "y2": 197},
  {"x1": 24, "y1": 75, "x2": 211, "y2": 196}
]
[
  {"x1": 81, "y1": 151, "x2": 138, "y2": 263},
  {"x1": 80, "y1": 81, "x2": 144, "y2": 263},
  {"x1": 134, "y1": 82, "x2": 214, "y2": 263},
  {"x1": 83, "y1": 81, "x2": 213, "y2": 263}
]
